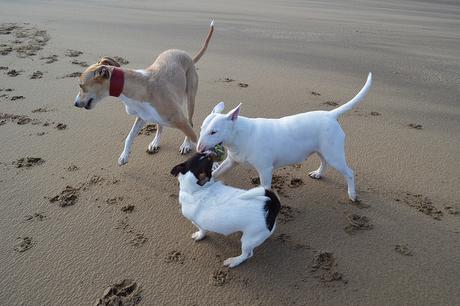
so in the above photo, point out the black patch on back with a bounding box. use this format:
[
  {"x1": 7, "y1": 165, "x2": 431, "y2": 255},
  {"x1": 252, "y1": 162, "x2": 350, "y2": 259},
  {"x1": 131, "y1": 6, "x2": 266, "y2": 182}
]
[
  {"x1": 170, "y1": 153, "x2": 214, "y2": 186},
  {"x1": 264, "y1": 189, "x2": 281, "y2": 231}
]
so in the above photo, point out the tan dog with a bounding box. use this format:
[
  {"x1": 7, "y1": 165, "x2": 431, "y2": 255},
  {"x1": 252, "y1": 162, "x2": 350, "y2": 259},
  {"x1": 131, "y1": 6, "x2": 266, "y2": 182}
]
[{"x1": 74, "y1": 21, "x2": 214, "y2": 165}]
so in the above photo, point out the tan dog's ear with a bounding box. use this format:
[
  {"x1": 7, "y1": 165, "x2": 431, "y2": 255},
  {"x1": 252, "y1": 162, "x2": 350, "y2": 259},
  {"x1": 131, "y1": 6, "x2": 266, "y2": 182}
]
[
  {"x1": 95, "y1": 66, "x2": 110, "y2": 79},
  {"x1": 97, "y1": 57, "x2": 120, "y2": 67}
]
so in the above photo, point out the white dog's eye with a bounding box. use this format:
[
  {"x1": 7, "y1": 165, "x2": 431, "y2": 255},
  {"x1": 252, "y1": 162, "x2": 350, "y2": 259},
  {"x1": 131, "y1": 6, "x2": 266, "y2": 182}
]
[{"x1": 210, "y1": 130, "x2": 217, "y2": 135}]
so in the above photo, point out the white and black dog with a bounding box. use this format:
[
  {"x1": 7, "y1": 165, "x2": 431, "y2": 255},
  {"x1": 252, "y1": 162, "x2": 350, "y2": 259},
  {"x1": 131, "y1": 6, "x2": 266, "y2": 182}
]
[
  {"x1": 196, "y1": 73, "x2": 372, "y2": 201},
  {"x1": 171, "y1": 153, "x2": 281, "y2": 268}
]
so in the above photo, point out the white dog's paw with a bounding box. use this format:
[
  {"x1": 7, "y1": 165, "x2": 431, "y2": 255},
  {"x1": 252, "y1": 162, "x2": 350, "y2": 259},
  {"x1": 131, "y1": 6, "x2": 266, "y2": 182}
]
[
  {"x1": 191, "y1": 231, "x2": 206, "y2": 241},
  {"x1": 308, "y1": 170, "x2": 322, "y2": 179},
  {"x1": 118, "y1": 152, "x2": 129, "y2": 166},
  {"x1": 179, "y1": 142, "x2": 192, "y2": 155},
  {"x1": 147, "y1": 143, "x2": 160, "y2": 154},
  {"x1": 223, "y1": 256, "x2": 243, "y2": 268},
  {"x1": 348, "y1": 192, "x2": 357, "y2": 202}
]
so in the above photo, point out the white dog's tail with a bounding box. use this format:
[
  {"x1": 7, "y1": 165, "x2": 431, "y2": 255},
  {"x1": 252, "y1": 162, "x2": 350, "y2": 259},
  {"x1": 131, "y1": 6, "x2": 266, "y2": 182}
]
[
  {"x1": 237, "y1": 186, "x2": 267, "y2": 201},
  {"x1": 193, "y1": 20, "x2": 214, "y2": 63},
  {"x1": 329, "y1": 72, "x2": 372, "y2": 119}
]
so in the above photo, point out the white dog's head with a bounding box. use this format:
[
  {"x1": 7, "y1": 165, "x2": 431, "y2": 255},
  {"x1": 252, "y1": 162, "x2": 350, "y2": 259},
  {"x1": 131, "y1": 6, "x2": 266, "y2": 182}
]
[{"x1": 196, "y1": 102, "x2": 241, "y2": 152}]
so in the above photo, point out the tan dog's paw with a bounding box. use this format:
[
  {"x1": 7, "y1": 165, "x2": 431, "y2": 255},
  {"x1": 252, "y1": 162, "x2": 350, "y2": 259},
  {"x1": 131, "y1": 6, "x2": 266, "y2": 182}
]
[
  {"x1": 147, "y1": 144, "x2": 160, "y2": 154},
  {"x1": 179, "y1": 140, "x2": 192, "y2": 155}
]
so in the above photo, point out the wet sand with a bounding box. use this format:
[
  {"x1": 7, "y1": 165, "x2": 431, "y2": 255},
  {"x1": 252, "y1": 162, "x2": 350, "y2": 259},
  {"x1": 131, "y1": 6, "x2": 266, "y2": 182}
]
[{"x1": 1, "y1": 0, "x2": 459, "y2": 305}]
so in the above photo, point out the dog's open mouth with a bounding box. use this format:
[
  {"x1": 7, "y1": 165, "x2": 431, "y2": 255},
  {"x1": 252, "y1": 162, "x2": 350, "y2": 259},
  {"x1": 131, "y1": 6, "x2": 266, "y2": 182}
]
[{"x1": 84, "y1": 98, "x2": 94, "y2": 110}]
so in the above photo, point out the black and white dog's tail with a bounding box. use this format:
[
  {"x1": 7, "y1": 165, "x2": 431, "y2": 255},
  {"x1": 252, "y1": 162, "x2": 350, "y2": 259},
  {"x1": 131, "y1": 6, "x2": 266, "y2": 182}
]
[{"x1": 264, "y1": 189, "x2": 281, "y2": 231}]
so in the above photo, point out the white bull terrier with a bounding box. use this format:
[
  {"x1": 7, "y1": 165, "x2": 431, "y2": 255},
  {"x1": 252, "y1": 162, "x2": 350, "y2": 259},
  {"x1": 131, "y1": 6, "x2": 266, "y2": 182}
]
[{"x1": 196, "y1": 73, "x2": 372, "y2": 201}]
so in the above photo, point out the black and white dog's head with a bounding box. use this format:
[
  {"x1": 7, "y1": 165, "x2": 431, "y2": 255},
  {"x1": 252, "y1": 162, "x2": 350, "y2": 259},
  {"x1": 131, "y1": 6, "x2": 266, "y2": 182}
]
[{"x1": 170, "y1": 153, "x2": 215, "y2": 186}]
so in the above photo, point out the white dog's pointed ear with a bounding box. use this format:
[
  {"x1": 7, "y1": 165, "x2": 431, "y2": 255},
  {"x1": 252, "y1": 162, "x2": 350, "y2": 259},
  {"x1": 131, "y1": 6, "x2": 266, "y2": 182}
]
[
  {"x1": 226, "y1": 103, "x2": 242, "y2": 121},
  {"x1": 212, "y1": 101, "x2": 225, "y2": 114}
]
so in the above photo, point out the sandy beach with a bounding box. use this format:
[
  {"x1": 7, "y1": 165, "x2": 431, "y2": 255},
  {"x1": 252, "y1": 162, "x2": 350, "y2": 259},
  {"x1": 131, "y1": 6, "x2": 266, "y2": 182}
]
[{"x1": 1, "y1": 0, "x2": 459, "y2": 305}]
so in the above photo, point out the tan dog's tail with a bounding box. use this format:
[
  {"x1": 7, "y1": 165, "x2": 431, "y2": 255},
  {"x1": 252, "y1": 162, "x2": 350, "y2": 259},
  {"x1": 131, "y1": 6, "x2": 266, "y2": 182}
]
[{"x1": 193, "y1": 20, "x2": 214, "y2": 63}]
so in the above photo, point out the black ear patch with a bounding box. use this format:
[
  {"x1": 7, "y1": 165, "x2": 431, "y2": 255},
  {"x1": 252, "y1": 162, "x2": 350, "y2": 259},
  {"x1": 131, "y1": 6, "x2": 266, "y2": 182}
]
[
  {"x1": 170, "y1": 163, "x2": 186, "y2": 177},
  {"x1": 171, "y1": 153, "x2": 214, "y2": 185}
]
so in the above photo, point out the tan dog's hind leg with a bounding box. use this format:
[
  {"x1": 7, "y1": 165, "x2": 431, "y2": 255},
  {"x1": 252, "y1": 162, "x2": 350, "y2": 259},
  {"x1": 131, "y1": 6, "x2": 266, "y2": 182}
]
[{"x1": 185, "y1": 68, "x2": 198, "y2": 127}]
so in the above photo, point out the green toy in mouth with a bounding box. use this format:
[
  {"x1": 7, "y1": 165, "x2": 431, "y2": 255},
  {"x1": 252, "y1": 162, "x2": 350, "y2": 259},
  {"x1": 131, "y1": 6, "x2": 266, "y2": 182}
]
[
  {"x1": 213, "y1": 144, "x2": 225, "y2": 161},
  {"x1": 204, "y1": 144, "x2": 226, "y2": 162}
]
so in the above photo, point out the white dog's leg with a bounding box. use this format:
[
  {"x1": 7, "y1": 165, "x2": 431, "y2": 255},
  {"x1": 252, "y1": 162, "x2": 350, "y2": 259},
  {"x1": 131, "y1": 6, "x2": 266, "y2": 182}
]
[
  {"x1": 179, "y1": 137, "x2": 192, "y2": 154},
  {"x1": 147, "y1": 125, "x2": 163, "y2": 153},
  {"x1": 212, "y1": 156, "x2": 236, "y2": 179},
  {"x1": 321, "y1": 146, "x2": 356, "y2": 201},
  {"x1": 308, "y1": 153, "x2": 328, "y2": 179},
  {"x1": 257, "y1": 167, "x2": 274, "y2": 189},
  {"x1": 191, "y1": 228, "x2": 207, "y2": 241},
  {"x1": 118, "y1": 117, "x2": 145, "y2": 166},
  {"x1": 223, "y1": 232, "x2": 268, "y2": 268}
]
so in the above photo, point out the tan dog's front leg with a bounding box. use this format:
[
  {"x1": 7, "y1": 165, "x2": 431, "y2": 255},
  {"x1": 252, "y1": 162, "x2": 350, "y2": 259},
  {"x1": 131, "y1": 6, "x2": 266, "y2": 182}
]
[
  {"x1": 174, "y1": 119, "x2": 197, "y2": 155},
  {"x1": 147, "y1": 125, "x2": 163, "y2": 154},
  {"x1": 118, "y1": 117, "x2": 145, "y2": 166}
]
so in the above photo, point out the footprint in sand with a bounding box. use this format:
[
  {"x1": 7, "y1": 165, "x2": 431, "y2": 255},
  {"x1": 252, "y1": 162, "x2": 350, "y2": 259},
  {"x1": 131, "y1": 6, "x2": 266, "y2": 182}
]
[
  {"x1": 344, "y1": 213, "x2": 373, "y2": 234},
  {"x1": 29, "y1": 71, "x2": 43, "y2": 79},
  {"x1": 95, "y1": 279, "x2": 142, "y2": 306},
  {"x1": 395, "y1": 243, "x2": 413, "y2": 256},
  {"x1": 0, "y1": 23, "x2": 49, "y2": 58},
  {"x1": 13, "y1": 157, "x2": 45, "y2": 168},
  {"x1": 55, "y1": 123, "x2": 67, "y2": 130},
  {"x1": 165, "y1": 250, "x2": 185, "y2": 264},
  {"x1": 370, "y1": 111, "x2": 381, "y2": 116},
  {"x1": 40, "y1": 54, "x2": 58, "y2": 64},
  {"x1": 58, "y1": 72, "x2": 81, "y2": 79},
  {"x1": 24, "y1": 213, "x2": 46, "y2": 221},
  {"x1": 311, "y1": 251, "x2": 346, "y2": 284},
  {"x1": 238, "y1": 82, "x2": 249, "y2": 88},
  {"x1": 278, "y1": 205, "x2": 301, "y2": 224},
  {"x1": 408, "y1": 123, "x2": 423, "y2": 130},
  {"x1": 111, "y1": 56, "x2": 129, "y2": 65},
  {"x1": 10, "y1": 95, "x2": 25, "y2": 101},
  {"x1": 311, "y1": 90, "x2": 321, "y2": 96},
  {"x1": 121, "y1": 205, "x2": 135, "y2": 213},
  {"x1": 64, "y1": 49, "x2": 83, "y2": 57},
  {"x1": 70, "y1": 59, "x2": 88, "y2": 67},
  {"x1": 323, "y1": 100, "x2": 339, "y2": 107},
  {"x1": 106, "y1": 196, "x2": 124, "y2": 205},
  {"x1": 49, "y1": 185, "x2": 79, "y2": 207},
  {"x1": 288, "y1": 178, "x2": 304, "y2": 188},
  {"x1": 66, "y1": 165, "x2": 79, "y2": 172},
  {"x1": 6, "y1": 69, "x2": 21, "y2": 77},
  {"x1": 211, "y1": 269, "x2": 232, "y2": 286},
  {"x1": 138, "y1": 124, "x2": 157, "y2": 136},
  {"x1": 396, "y1": 193, "x2": 443, "y2": 220},
  {"x1": 15, "y1": 237, "x2": 33, "y2": 252}
]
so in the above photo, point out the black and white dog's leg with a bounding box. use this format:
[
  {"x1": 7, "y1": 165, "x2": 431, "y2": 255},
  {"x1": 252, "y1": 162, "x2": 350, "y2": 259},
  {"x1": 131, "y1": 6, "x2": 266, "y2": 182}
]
[
  {"x1": 118, "y1": 117, "x2": 145, "y2": 166},
  {"x1": 223, "y1": 231, "x2": 269, "y2": 268}
]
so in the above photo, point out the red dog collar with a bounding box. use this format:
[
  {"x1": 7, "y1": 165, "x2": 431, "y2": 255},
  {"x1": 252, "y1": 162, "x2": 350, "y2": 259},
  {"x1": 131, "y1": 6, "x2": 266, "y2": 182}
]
[{"x1": 109, "y1": 67, "x2": 124, "y2": 97}]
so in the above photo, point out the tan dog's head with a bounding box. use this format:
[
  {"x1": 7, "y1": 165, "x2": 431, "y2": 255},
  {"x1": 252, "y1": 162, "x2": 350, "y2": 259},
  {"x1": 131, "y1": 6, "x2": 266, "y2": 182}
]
[{"x1": 74, "y1": 57, "x2": 120, "y2": 110}]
